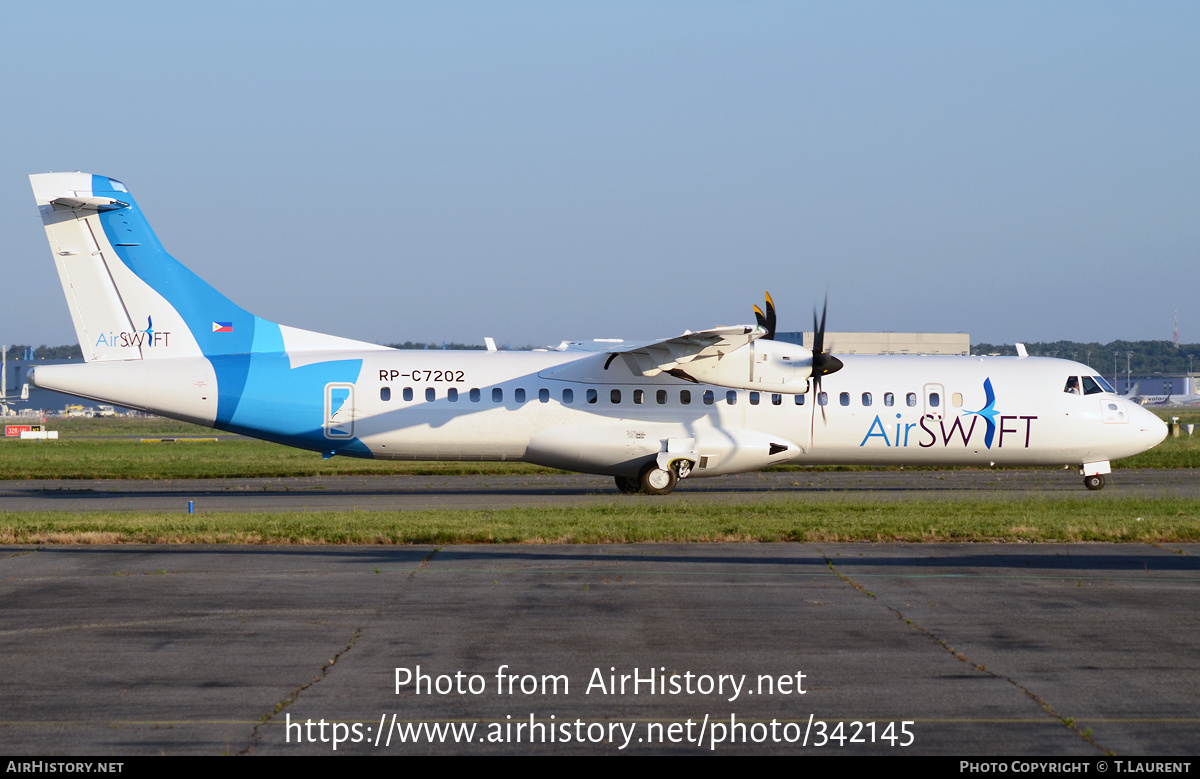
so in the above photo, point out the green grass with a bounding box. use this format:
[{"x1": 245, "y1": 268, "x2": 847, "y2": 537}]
[
  {"x1": 2, "y1": 498, "x2": 1198, "y2": 544},
  {"x1": 2, "y1": 412, "x2": 1197, "y2": 480},
  {"x1": 0, "y1": 437, "x2": 558, "y2": 479}
]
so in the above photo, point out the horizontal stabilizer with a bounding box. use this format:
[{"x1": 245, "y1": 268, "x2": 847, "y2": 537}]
[{"x1": 50, "y1": 196, "x2": 129, "y2": 212}]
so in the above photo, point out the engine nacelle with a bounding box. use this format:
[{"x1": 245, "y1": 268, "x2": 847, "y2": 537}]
[{"x1": 679, "y1": 340, "x2": 813, "y2": 394}]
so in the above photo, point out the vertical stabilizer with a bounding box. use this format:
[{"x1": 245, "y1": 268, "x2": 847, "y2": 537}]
[{"x1": 31, "y1": 172, "x2": 253, "y2": 362}]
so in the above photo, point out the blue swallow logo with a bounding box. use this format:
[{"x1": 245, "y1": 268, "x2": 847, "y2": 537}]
[{"x1": 964, "y1": 378, "x2": 1000, "y2": 448}]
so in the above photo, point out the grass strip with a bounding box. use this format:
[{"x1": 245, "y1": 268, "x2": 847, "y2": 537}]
[
  {"x1": 0, "y1": 438, "x2": 560, "y2": 479},
  {"x1": 3, "y1": 498, "x2": 1199, "y2": 545}
]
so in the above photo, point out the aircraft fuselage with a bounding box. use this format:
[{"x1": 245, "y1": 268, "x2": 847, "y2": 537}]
[{"x1": 32, "y1": 349, "x2": 1166, "y2": 480}]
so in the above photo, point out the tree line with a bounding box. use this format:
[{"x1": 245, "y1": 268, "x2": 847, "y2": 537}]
[
  {"x1": 972, "y1": 340, "x2": 1200, "y2": 376},
  {"x1": 4, "y1": 344, "x2": 84, "y2": 360}
]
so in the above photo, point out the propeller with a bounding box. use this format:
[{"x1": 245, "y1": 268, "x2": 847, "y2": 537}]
[
  {"x1": 810, "y1": 295, "x2": 843, "y2": 392},
  {"x1": 809, "y1": 295, "x2": 843, "y2": 426},
  {"x1": 752, "y1": 292, "x2": 777, "y2": 340}
]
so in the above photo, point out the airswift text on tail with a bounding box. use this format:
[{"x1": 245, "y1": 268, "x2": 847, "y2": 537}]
[{"x1": 28, "y1": 172, "x2": 1167, "y2": 494}]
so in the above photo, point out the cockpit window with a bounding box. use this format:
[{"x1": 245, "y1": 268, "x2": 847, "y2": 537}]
[
  {"x1": 1081, "y1": 376, "x2": 1104, "y2": 395},
  {"x1": 1092, "y1": 375, "x2": 1117, "y2": 394},
  {"x1": 1064, "y1": 376, "x2": 1081, "y2": 395}
]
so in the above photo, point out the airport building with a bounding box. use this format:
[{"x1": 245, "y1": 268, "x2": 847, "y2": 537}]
[
  {"x1": 775, "y1": 331, "x2": 971, "y2": 356},
  {"x1": 1114, "y1": 375, "x2": 1196, "y2": 396}
]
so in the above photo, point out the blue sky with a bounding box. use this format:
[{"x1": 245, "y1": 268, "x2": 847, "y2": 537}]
[{"x1": 2, "y1": 2, "x2": 1197, "y2": 351}]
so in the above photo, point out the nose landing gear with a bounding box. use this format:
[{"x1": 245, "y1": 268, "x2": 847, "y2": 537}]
[{"x1": 1080, "y1": 461, "x2": 1111, "y2": 491}]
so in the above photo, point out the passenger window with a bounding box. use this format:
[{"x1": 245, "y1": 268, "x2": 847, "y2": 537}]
[
  {"x1": 515, "y1": 388, "x2": 525, "y2": 403},
  {"x1": 634, "y1": 389, "x2": 644, "y2": 404},
  {"x1": 1082, "y1": 376, "x2": 1103, "y2": 395},
  {"x1": 611, "y1": 389, "x2": 621, "y2": 404},
  {"x1": 818, "y1": 392, "x2": 828, "y2": 406},
  {"x1": 795, "y1": 394, "x2": 805, "y2": 405},
  {"x1": 906, "y1": 393, "x2": 917, "y2": 407},
  {"x1": 750, "y1": 392, "x2": 760, "y2": 405},
  {"x1": 657, "y1": 390, "x2": 667, "y2": 405},
  {"x1": 772, "y1": 393, "x2": 782, "y2": 406},
  {"x1": 703, "y1": 390, "x2": 714, "y2": 405},
  {"x1": 680, "y1": 390, "x2": 691, "y2": 405},
  {"x1": 952, "y1": 392, "x2": 962, "y2": 407},
  {"x1": 425, "y1": 387, "x2": 435, "y2": 402},
  {"x1": 380, "y1": 387, "x2": 391, "y2": 402},
  {"x1": 839, "y1": 392, "x2": 849, "y2": 406},
  {"x1": 403, "y1": 387, "x2": 413, "y2": 402},
  {"x1": 492, "y1": 388, "x2": 503, "y2": 402},
  {"x1": 929, "y1": 392, "x2": 940, "y2": 408},
  {"x1": 448, "y1": 388, "x2": 459, "y2": 402},
  {"x1": 884, "y1": 392, "x2": 893, "y2": 406},
  {"x1": 726, "y1": 391, "x2": 737, "y2": 405},
  {"x1": 562, "y1": 389, "x2": 573, "y2": 403},
  {"x1": 469, "y1": 388, "x2": 480, "y2": 402},
  {"x1": 862, "y1": 392, "x2": 872, "y2": 406},
  {"x1": 587, "y1": 389, "x2": 598, "y2": 404},
  {"x1": 539, "y1": 388, "x2": 550, "y2": 403}
]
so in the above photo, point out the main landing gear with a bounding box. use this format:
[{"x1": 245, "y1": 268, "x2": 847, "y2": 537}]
[
  {"x1": 615, "y1": 461, "x2": 690, "y2": 495},
  {"x1": 1083, "y1": 474, "x2": 1105, "y2": 491}
]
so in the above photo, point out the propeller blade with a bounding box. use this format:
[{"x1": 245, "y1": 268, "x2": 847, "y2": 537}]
[
  {"x1": 753, "y1": 292, "x2": 777, "y2": 340},
  {"x1": 809, "y1": 294, "x2": 841, "y2": 425},
  {"x1": 753, "y1": 305, "x2": 767, "y2": 333},
  {"x1": 810, "y1": 294, "x2": 843, "y2": 380},
  {"x1": 812, "y1": 307, "x2": 822, "y2": 357}
]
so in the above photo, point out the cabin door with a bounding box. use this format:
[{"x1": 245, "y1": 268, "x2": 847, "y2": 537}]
[{"x1": 324, "y1": 383, "x2": 356, "y2": 439}]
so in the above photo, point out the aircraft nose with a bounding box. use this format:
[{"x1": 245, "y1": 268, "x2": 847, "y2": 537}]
[{"x1": 1131, "y1": 404, "x2": 1168, "y2": 450}]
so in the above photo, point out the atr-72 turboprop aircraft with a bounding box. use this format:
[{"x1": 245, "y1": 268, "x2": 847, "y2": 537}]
[{"x1": 28, "y1": 172, "x2": 1166, "y2": 494}]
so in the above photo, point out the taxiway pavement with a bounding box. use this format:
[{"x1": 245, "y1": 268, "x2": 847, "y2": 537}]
[
  {"x1": 1, "y1": 542, "x2": 1197, "y2": 755},
  {"x1": 1, "y1": 468, "x2": 1197, "y2": 513}
]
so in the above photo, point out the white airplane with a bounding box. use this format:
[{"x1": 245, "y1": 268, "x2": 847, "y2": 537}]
[
  {"x1": 1125, "y1": 385, "x2": 1200, "y2": 408},
  {"x1": 27, "y1": 172, "x2": 1166, "y2": 494}
]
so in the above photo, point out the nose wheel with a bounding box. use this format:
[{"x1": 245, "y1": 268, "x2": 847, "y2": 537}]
[{"x1": 1084, "y1": 474, "x2": 1105, "y2": 491}]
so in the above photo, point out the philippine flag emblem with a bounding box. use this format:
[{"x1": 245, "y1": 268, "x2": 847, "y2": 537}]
[{"x1": 212, "y1": 322, "x2": 233, "y2": 333}]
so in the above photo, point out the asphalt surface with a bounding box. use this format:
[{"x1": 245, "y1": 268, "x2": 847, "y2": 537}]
[
  {"x1": 2, "y1": 542, "x2": 1198, "y2": 755},
  {"x1": 1, "y1": 468, "x2": 1197, "y2": 512}
]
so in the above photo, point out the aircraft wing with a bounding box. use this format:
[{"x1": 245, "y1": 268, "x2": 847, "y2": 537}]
[{"x1": 608, "y1": 326, "x2": 765, "y2": 377}]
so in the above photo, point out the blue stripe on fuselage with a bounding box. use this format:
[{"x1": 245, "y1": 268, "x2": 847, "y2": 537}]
[{"x1": 90, "y1": 176, "x2": 368, "y2": 455}]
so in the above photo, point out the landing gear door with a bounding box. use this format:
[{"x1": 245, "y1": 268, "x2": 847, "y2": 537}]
[
  {"x1": 324, "y1": 383, "x2": 355, "y2": 439},
  {"x1": 923, "y1": 383, "x2": 945, "y2": 421}
]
